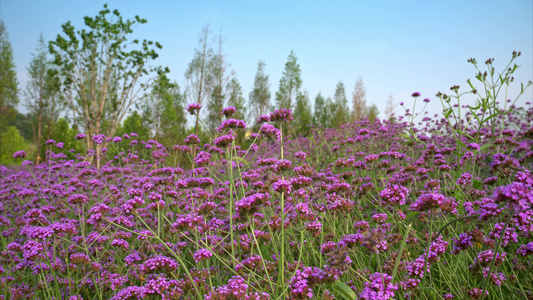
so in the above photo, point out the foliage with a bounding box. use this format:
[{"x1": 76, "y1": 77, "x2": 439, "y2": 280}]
[
  {"x1": 249, "y1": 60, "x2": 271, "y2": 123},
  {"x1": 293, "y1": 91, "x2": 313, "y2": 136},
  {"x1": 185, "y1": 23, "x2": 214, "y2": 136},
  {"x1": 49, "y1": 4, "x2": 162, "y2": 158},
  {"x1": 331, "y1": 81, "x2": 350, "y2": 127},
  {"x1": 0, "y1": 126, "x2": 26, "y2": 165},
  {"x1": 25, "y1": 34, "x2": 63, "y2": 150},
  {"x1": 0, "y1": 21, "x2": 20, "y2": 152},
  {"x1": 351, "y1": 77, "x2": 367, "y2": 121},
  {"x1": 275, "y1": 50, "x2": 302, "y2": 111},
  {"x1": 313, "y1": 92, "x2": 328, "y2": 127}
]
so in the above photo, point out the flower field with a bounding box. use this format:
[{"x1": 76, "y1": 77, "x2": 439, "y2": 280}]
[{"x1": 2, "y1": 79, "x2": 533, "y2": 298}]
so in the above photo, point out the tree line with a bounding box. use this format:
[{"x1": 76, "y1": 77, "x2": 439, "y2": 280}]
[{"x1": 0, "y1": 5, "x2": 397, "y2": 165}]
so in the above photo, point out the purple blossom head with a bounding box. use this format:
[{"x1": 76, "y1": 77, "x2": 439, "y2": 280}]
[
  {"x1": 270, "y1": 108, "x2": 293, "y2": 123},
  {"x1": 256, "y1": 115, "x2": 270, "y2": 124},
  {"x1": 380, "y1": 184, "x2": 409, "y2": 206},
  {"x1": 75, "y1": 133, "x2": 86, "y2": 140},
  {"x1": 217, "y1": 119, "x2": 246, "y2": 133},
  {"x1": 372, "y1": 213, "x2": 388, "y2": 224},
  {"x1": 222, "y1": 106, "x2": 236, "y2": 117},
  {"x1": 411, "y1": 92, "x2": 421, "y2": 98},
  {"x1": 183, "y1": 134, "x2": 201, "y2": 145},
  {"x1": 467, "y1": 143, "x2": 481, "y2": 151},
  {"x1": 13, "y1": 150, "x2": 27, "y2": 159},
  {"x1": 93, "y1": 134, "x2": 106, "y2": 145},
  {"x1": 193, "y1": 248, "x2": 213, "y2": 263},
  {"x1": 187, "y1": 103, "x2": 202, "y2": 115},
  {"x1": 359, "y1": 272, "x2": 398, "y2": 300}
]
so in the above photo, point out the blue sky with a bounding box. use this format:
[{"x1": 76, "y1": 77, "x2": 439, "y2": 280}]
[{"x1": 2, "y1": 0, "x2": 532, "y2": 121}]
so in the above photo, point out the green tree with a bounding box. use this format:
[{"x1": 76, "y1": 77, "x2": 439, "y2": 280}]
[
  {"x1": 313, "y1": 92, "x2": 328, "y2": 127},
  {"x1": 0, "y1": 21, "x2": 20, "y2": 155},
  {"x1": 116, "y1": 111, "x2": 151, "y2": 142},
  {"x1": 366, "y1": 103, "x2": 380, "y2": 123},
  {"x1": 141, "y1": 70, "x2": 176, "y2": 142},
  {"x1": 332, "y1": 81, "x2": 349, "y2": 127},
  {"x1": 249, "y1": 60, "x2": 271, "y2": 123},
  {"x1": 25, "y1": 34, "x2": 63, "y2": 153},
  {"x1": 158, "y1": 81, "x2": 187, "y2": 147},
  {"x1": 40, "y1": 118, "x2": 83, "y2": 160},
  {"x1": 326, "y1": 97, "x2": 338, "y2": 128},
  {"x1": 384, "y1": 93, "x2": 396, "y2": 121},
  {"x1": 185, "y1": 24, "x2": 214, "y2": 136},
  {"x1": 206, "y1": 33, "x2": 231, "y2": 132},
  {"x1": 0, "y1": 126, "x2": 26, "y2": 165},
  {"x1": 275, "y1": 50, "x2": 302, "y2": 110},
  {"x1": 49, "y1": 4, "x2": 162, "y2": 168},
  {"x1": 293, "y1": 91, "x2": 312, "y2": 136},
  {"x1": 226, "y1": 78, "x2": 247, "y2": 143},
  {"x1": 352, "y1": 77, "x2": 367, "y2": 121}
]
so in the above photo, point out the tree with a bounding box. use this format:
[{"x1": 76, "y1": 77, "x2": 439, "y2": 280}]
[
  {"x1": 326, "y1": 97, "x2": 339, "y2": 128},
  {"x1": 226, "y1": 78, "x2": 247, "y2": 143},
  {"x1": 25, "y1": 34, "x2": 63, "y2": 156},
  {"x1": 185, "y1": 24, "x2": 214, "y2": 136},
  {"x1": 0, "y1": 126, "x2": 26, "y2": 165},
  {"x1": 332, "y1": 81, "x2": 349, "y2": 127},
  {"x1": 249, "y1": 60, "x2": 271, "y2": 122},
  {"x1": 227, "y1": 78, "x2": 246, "y2": 121},
  {"x1": 158, "y1": 81, "x2": 187, "y2": 146},
  {"x1": 116, "y1": 110, "x2": 150, "y2": 142},
  {"x1": 49, "y1": 4, "x2": 162, "y2": 168},
  {"x1": 313, "y1": 92, "x2": 328, "y2": 127},
  {"x1": 206, "y1": 33, "x2": 232, "y2": 132},
  {"x1": 141, "y1": 70, "x2": 176, "y2": 142},
  {"x1": 366, "y1": 103, "x2": 379, "y2": 123},
  {"x1": 275, "y1": 50, "x2": 302, "y2": 110},
  {"x1": 352, "y1": 77, "x2": 367, "y2": 121},
  {"x1": 384, "y1": 93, "x2": 396, "y2": 121},
  {"x1": 0, "y1": 21, "x2": 20, "y2": 154},
  {"x1": 293, "y1": 91, "x2": 312, "y2": 136}
]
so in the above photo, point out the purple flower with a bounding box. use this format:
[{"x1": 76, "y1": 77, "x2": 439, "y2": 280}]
[
  {"x1": 140, "y1": 256, "x2": 179, "y2": 274},
  {"x1": 217, "y1": 118, "x2": 246, "y2": 133},
  {"x1": 13, "y1": 150, "x2": 27, "y2": 158},
  {"x1": 380, "y1": 184, "x2": 409, "y2": 206},
  {"x1": 411, "y1": 92, "x2": 421, "y2": 97},
  {"x1": 68, "y1": 194, "x2": 89, "y2": 205},
  {"x1": 516, "y1": 242, "x2": 533, "y2": 256},
  {"x1": 359, "y1": 273, "x2": 398, "y2": 300},
  {"x1": 272, "y1": 179, "x2": 292, "y2": 194},
  {"x1": 467, "y1": 143, "x2": 481, "y2": 151},
  {"x1": 372, "y1": 213, "x2": 388, "y2": 224},
  {"x1": 270, "y1": 108, "x2": 293, "y2": 122},
  {"x1": 76, "y1": 133, "x2": 86, "y2": 140},
  {"x1": 183, "y1": 134, "x2": 201, "y2": 144},
  {"x1": 222, "y1": 106, "x2": 236, "y2": 117},
  {"x1": 93, "y1": 134, "x2": 106, "y2": 145},
  {"x1": 214, "y1": 134, "x2": 235, "y2": 148},
  {"x1": 256, "y1": 115, "x2": 270, "y2": 124},
  {"x1": 193, "y1": 248, "x2": 213, "y2": 263},
  {"x1": 186, "y1": 103, "x2": 202, "y2": 115}
]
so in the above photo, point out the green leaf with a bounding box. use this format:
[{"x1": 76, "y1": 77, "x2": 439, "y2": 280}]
[
  {"x1": 406, "y1": 212, "x2": 420, "y2": 221},
  {"x1": 392, "y1": 223, "x2": 411, "y2": 281},
  {"x1": 473, "y1": 179, "x2": 483, "y2": 190},
  {"x1": 334, "y1": 281, "x2": 356, "y2": 300},
  {"x1": 480, "y1": 144, "x2": 491, "y2": 151}
]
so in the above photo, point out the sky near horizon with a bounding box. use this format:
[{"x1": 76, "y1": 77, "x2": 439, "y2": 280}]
[{"x1": 2, "y1": 0, "x2": 532, "y2": 122}]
